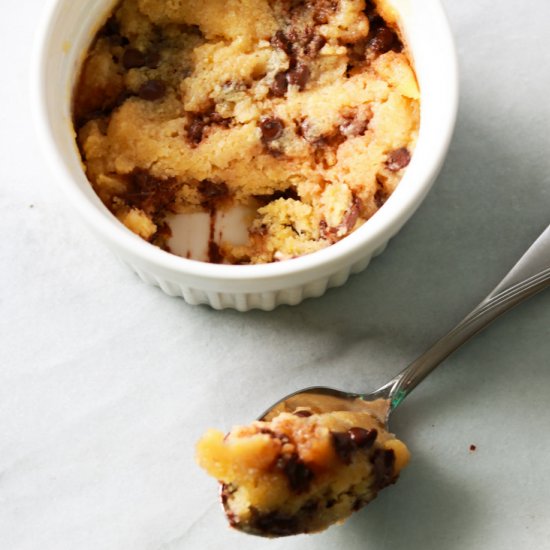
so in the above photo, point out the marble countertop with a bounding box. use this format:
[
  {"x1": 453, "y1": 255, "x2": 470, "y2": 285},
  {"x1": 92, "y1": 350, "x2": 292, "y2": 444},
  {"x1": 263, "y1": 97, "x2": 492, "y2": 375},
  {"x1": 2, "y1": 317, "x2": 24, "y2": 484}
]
[{"x1": 1, "y1": 1, "x2": 550, "y2": 549}]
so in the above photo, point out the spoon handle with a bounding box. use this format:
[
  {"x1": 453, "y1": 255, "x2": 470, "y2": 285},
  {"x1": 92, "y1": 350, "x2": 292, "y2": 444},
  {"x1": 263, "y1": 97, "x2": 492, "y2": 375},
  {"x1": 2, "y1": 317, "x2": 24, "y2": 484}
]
[{"x1": 383, "y1": 224, "x2": 550, "y2": 411}]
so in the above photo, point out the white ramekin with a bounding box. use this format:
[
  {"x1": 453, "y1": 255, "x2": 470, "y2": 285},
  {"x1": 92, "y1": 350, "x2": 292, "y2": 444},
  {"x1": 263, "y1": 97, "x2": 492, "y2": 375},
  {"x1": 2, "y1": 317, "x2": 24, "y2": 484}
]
[{"x1": 32, "y1": 0, "x2": 458, "y2": 311}]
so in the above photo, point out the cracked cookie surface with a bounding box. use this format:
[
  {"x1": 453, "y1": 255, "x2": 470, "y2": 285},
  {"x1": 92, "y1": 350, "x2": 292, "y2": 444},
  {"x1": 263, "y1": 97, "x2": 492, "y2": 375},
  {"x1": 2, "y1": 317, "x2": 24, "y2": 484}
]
[{"x1": 74, "y1": 0, "x2": 419, "y2": 264}]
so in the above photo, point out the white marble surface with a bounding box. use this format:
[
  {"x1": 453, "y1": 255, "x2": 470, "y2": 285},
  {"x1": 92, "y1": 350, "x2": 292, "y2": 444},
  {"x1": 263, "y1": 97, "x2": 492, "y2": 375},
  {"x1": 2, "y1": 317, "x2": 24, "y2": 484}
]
[{"x1": 2, "y1": 1, "x2": 550, "y2": 549}]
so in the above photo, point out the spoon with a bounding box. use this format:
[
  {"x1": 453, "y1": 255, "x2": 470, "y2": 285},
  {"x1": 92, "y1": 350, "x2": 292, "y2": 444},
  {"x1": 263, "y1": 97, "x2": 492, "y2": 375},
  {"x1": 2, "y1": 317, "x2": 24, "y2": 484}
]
[
  {"x1": 260, "y1": 223, "x2": 550, "y2": 425},
  {"x1": 210, "y1": 224, "x2": 550, "y2": 537}
]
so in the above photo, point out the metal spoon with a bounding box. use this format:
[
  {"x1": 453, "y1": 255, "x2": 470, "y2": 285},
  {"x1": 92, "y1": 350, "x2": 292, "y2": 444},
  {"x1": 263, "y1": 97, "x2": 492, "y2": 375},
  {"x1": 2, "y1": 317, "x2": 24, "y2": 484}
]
[
  {"x1": 219, "y1": 224, "x2": 550, "y2": 537},
  {"x1": 259, "y1": 223, "x2": 550, "y2": 425}
]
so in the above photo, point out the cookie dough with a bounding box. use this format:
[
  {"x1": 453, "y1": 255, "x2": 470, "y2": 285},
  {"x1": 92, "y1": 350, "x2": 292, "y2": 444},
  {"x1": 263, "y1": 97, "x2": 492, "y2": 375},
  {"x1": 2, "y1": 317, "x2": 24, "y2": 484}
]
[
  {"x1": 74, "y1": 0, "x2": 419, "y2": 264},
  {"x1": 196, "y1": 408, "x2": 409, "y2": 536}
]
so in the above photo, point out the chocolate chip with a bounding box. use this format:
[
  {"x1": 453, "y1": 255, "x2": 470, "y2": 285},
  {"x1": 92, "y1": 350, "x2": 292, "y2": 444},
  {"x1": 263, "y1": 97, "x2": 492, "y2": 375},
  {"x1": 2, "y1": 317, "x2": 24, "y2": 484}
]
[
  {"x1": 332, "y1": 424, "x2": 376, "y2": 463},
  {"x1": 340, "y1": 196, "x2": 362, "y2": 233},
  {"x1": 248, "y1": 508, "x2": 301, "y2": 537},
  {"x1": 368, "y1": 26, "x2": 397, "y2": 54},
  {"x1": 145, "y1": 51, "x2": 161, "y2": 69},
  {"x1": 187, "y1": 117, "x2": 215, "y2": 145},
  {"x1": 138, "y1": 79, "x2": 166, "y2": 101},
  {"x1": 331, "y1": 431, "x2": 355, "y2": 464},
  {"x1": 276, "y1": 454, "x2": 314, "y2": 493},
  {"x1": 198, "y1": 180, "x2": 229, "y2": 201},
  {"x1": 124, "y1": 169, "x2": 181, "y2": 217},
  {"x1": 122, "y1": 48, "x2": 147, "y2": 69},
  {"x1": 186, "y1": 107, "x2": 231, "y2": 146},
  {"x1": 271, "y1": 30, "x2": 292, "y2": 55},
  {"x1": 305, "y1": 35, "x2": 326, "y2": 57},
  {"x1": 321, "y1": 195, "x2": 361, "y2": 240},
  {"x1": 270, "y1": 71, "x2": 289, "y2": 97},
  {"x1": 386, "y1": 147, "x2": 411, "y2": 171},
  {"x1": 260, "y1": 117, "x2": 285, "y2": 142},
  {"x1": 349, "y1": 427, "x2": 377, "y2": 448},
  {"x1": 372, "y1": 449, "x2": 396, "y2": 488},
  {"x1": 287, "y1": 62, "x2": 310, "y2": 90},
  {"x1": 187, "y1": 118, "x2": 206, "y2": 145},
  {"x1": 293, "y1": 410, "x2": 313, "y2": 418},
  {"x1": 340, "y1": 116, "x2": 369, "y2": 138}
]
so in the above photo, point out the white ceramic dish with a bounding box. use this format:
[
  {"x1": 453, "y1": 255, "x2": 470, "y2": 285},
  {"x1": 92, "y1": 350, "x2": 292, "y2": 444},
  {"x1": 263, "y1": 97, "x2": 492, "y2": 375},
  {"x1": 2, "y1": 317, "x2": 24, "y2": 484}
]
[{"x1": 32, "y1": 0, "x2": 458, "y2": 311}]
